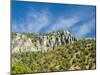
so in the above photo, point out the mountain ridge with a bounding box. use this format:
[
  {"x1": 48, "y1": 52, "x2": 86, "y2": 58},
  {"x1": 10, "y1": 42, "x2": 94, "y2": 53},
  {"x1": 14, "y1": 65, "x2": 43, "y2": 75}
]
[{"x1": 12, "y1": 30, "x2": 77, "y2": 53}]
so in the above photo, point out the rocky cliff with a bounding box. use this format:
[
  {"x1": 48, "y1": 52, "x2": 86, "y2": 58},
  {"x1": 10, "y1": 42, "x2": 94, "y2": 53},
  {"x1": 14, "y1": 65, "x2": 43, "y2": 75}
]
[{"x1": 12, "y1": 31, "x2": 77, "y2": 53}]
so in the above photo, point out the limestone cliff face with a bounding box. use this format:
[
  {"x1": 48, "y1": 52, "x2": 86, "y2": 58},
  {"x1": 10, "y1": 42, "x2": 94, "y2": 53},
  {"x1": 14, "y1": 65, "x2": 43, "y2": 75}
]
[{"x1": 12, "y1": 31, "x2": 77, "y2": 53}]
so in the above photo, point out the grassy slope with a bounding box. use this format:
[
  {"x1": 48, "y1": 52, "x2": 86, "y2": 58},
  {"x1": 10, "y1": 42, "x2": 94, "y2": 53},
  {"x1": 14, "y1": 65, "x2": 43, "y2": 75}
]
[{"x1": 12, "y1": 39, "x2": 96, "y2": 74}]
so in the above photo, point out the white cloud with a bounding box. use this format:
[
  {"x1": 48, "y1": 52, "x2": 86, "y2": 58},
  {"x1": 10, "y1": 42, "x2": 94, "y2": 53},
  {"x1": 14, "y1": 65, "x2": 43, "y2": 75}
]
[
  {"x1": 75, "y1": 18, "x2": 95, "y2": 38},
  {"x1": 47, "y1": 16, "x2": 79, "y2": 32},
  {"x1": 12, "y1": 8, "x2": 51, "y2": 33},
  {"x1": 12, "y1": 7, "x2": 95, "y2": 38},
  {"x1": 13, "y1": 7, "x2": 80, "y2": 34}
]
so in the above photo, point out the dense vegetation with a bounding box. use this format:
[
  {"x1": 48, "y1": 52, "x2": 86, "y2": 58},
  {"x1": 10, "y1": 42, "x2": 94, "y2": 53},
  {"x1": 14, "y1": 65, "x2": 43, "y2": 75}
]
[{"x1": 12, "y1": 39, "x2": 96, "y2": 75}]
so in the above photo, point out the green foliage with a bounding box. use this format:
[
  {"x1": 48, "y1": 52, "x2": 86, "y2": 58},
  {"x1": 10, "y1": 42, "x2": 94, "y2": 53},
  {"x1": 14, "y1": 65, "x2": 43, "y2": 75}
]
[
  {"x1": 12, "y1": 39, "x2": 96, "y2": 74},
  {"x1": 12, "y1": 63, "x2": 32, "y2": 74}
]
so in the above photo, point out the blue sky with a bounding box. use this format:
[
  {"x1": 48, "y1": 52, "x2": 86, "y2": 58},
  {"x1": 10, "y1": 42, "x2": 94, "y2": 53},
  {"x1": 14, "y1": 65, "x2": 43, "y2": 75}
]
[{"x1": 12, "y1": 1, "x2": 96, "y2": 38}]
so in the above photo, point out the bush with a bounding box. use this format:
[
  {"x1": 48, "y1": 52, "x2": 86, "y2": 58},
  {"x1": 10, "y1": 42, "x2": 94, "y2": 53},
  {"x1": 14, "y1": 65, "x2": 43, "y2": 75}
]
[{"x1": 12, "y1": 39, "x2": 96, "y2": 74}]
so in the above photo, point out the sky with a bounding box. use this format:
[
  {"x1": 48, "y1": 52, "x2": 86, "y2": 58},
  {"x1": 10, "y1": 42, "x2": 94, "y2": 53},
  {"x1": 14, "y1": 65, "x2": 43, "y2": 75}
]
[{"x1": 12, "y1": 0, "x2": 96, "y2": 38}]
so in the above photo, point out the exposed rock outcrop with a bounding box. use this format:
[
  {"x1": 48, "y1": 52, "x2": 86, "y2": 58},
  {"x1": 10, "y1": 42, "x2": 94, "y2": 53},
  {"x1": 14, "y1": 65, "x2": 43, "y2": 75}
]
[{"x1": 12, "y1": 31, "x2": 77, "y2": 53}]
